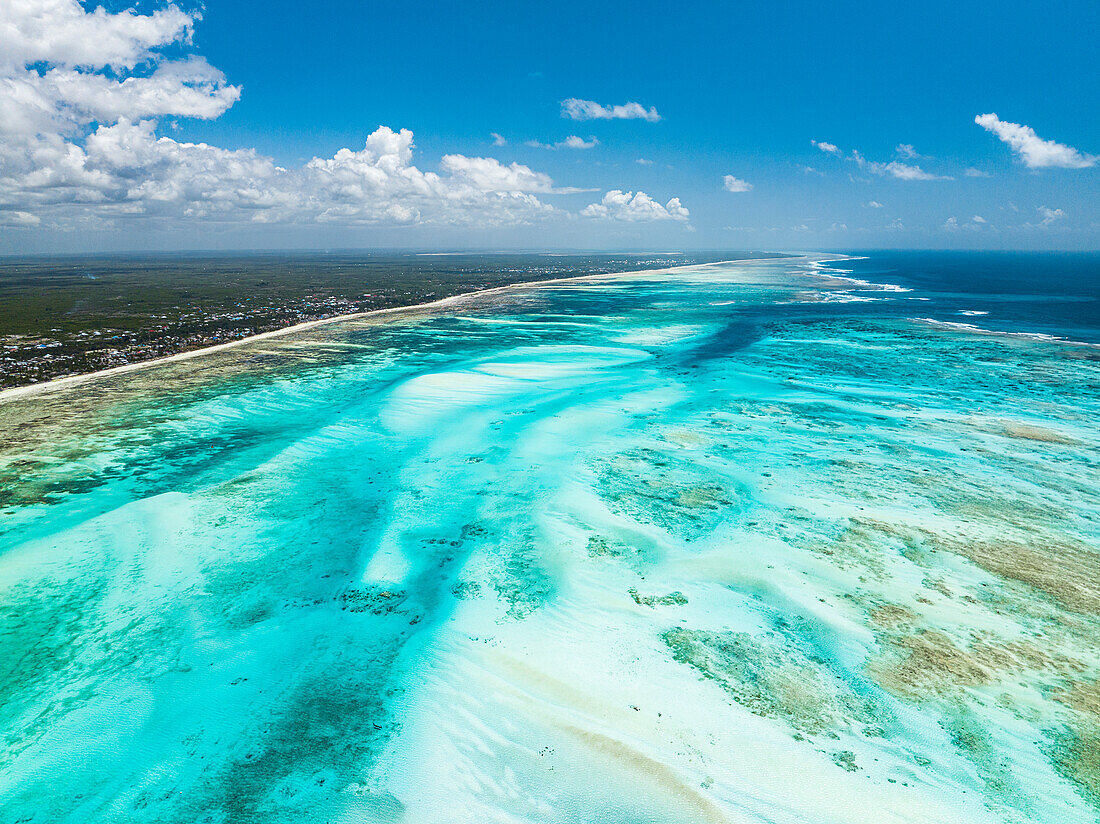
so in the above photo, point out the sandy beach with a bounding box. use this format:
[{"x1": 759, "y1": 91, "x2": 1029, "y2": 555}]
[{"x1": 0, "y1": 256, "x2": 798, "y2": 405}]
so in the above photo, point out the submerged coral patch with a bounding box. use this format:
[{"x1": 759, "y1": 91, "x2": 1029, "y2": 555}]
[
  {"x1": 629, "y1": 588, "x2": 688, "y2": 608},
  {"x1": 591, "y1": 448, "x2": 737, "y2": 538},
  {"x1": 663, "y1": 627, "x2": 878, "y2": 735}
]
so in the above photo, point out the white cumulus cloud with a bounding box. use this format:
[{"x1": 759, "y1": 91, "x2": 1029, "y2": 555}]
[
  {"x1": 722, "y1": 175, "x2": 753, "y2": 192},
  {"x1": 0, "y1": 118, "x2": 561, "y2": 227},
  {"x1": 0, "y1": 0, "x2": 194, "y2": 71},
  {"x1": 581, "y1": 190, "x2": 689, "y2": 222},
  {"x1": 0, "y1": 2, "x2": 238, "y2": 139},
  {"x1": 438, "y1": 153, "x2": 556, "y2": 192},
  {"x1": 975, "y1": 113, "x2": 1096, "y2": 169},
  {"x1": 561, "y1": 98, "x2": 661, "y2": 122},
  {"x1": 812, "y1": 140, "x2": 840, "y2": 154},
  {"x1": 876, "y1": 160, "x2": 945, "y2": 181},
  {"x1": 0, "y1": 0, "x2": 666, "y2": 232},
  {"x1": 561, "y1": 135, "x2": 598, "y2": 149}
]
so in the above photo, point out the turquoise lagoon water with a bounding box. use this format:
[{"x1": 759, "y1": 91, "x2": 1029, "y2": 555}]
[{"x1": 1, "y1": 255, "x2": 1099, "y2": 823}]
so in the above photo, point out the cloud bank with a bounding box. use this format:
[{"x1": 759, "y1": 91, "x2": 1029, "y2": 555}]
[{"x1": 0, "y1": 2, "x2": 686, "y2": 232}]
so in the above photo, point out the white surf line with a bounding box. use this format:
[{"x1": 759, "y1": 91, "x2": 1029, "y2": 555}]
[
  {"x1": 911, "y1": 316, "x2": 1100, "y2": 349},
  {"x1": 0, "y1": 253, "x2": 825, "y2": 404}
]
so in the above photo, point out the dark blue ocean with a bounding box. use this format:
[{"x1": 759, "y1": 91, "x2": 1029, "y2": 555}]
[{"x1": 821, "y1": 251, "x2": 1100, "y2": 343}]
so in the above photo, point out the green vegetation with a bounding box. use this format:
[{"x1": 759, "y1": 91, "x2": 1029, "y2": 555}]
[{"x1": 0, "y1": 251, "x2": 763, "y2": 388}]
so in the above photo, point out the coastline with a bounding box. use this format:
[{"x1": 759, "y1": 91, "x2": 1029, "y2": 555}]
[
  {"x1": 0, "y1": 254, "x2": 807, "y2": 405},
  {"x1": 3, "y1": 247, "x2": 1098, "y2": 822}
]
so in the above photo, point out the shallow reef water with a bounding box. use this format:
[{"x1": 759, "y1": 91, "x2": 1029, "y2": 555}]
[{"x1": 1, "y1": 255, "x2": 1099, "y2": 823}]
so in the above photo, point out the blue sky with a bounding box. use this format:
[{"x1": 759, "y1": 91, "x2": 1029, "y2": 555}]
[{"x1": 1, "y1": 0, "x2": 1097, "y2": 252}]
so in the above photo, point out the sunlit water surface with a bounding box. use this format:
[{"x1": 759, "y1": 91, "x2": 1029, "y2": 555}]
[{"x1": 2, "y1": 256, "x2": 1099, "y2": 823}]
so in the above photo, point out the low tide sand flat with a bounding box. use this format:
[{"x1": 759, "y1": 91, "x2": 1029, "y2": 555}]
[{"x1": 1, "y1": 255, "x2": 1098, "y2": 823}]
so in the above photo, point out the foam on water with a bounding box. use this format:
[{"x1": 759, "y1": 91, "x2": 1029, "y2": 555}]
[{"x1": 1, "y1": 255, "x2": 1098, "y2": 823}]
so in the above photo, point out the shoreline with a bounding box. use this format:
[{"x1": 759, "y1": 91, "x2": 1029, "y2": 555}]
[{"x1": 0, "y1": 253, "x2": 814, "y2": 404}]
